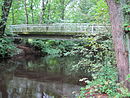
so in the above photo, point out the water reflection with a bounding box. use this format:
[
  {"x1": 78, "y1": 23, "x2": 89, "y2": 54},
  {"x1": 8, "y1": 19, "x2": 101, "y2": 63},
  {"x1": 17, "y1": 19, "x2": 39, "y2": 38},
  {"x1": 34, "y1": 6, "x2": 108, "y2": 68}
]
[
  {"x1": 7, "y1": 77, "x2": 80, "y2": 98},
  {"x1": 0, "y1": 55, "x2": 81, "y2": 98}
]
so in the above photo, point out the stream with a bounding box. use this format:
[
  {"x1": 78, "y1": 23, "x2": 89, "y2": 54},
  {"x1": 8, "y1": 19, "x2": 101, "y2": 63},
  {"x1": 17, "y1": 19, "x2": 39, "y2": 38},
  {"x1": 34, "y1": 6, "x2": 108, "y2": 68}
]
[{"x1": 0, "y1": 55, "x2": 85, "y2": 98}]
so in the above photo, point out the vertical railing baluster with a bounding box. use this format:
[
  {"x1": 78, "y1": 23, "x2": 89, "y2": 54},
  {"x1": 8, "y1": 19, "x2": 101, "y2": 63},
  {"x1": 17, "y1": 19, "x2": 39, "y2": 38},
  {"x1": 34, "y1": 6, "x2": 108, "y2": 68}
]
[{"x1": 91, "y1": 25, "x2": 94, "y2": 33}]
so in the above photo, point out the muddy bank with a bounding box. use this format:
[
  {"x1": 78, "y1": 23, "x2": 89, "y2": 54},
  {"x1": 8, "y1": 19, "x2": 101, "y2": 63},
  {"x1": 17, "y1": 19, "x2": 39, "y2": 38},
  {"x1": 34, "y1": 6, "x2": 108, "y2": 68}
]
[
  {"x1": 8, "y1": 45, "x2": 43, "y2": 60},
  {"x1": 16, "y1": 45, "x2": 42, "y2": 55}
]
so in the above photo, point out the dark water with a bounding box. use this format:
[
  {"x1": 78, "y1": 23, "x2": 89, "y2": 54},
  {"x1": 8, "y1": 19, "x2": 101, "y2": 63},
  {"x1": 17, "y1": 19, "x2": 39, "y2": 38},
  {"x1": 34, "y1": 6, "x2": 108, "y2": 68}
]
[{"x1": 0, "y1": 55, "x2": 83, "y2": 98}]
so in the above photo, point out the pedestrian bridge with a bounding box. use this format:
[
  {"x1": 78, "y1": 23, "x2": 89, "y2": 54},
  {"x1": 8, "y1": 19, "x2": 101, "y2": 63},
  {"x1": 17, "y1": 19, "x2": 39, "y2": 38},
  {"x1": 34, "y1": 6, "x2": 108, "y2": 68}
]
[{"x1": 9, "y1": 23, "x2": 111, "y2": 39}]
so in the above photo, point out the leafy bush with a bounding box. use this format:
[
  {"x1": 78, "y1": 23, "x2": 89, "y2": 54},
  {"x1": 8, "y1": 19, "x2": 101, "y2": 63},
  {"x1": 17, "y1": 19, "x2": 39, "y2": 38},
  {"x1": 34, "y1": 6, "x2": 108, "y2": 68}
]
[
  {"x1": 74, "y1": 33, "x2": 130, "y2": 97},
  {"x1": 0, "y1": 38, "x2": 16, "y2": 58},
  {"x1": 67, "y1": 33, "x2": 115, "y2": 76},
  {"x1": 79, "y1": 64, "x2": 130, "y2": 97},
  {"x1": 79, "y1": 64, "x2": 118, "y2": 96},
  {"x1": 28, "y1": 39, "x2": 78, "y2": 56}
]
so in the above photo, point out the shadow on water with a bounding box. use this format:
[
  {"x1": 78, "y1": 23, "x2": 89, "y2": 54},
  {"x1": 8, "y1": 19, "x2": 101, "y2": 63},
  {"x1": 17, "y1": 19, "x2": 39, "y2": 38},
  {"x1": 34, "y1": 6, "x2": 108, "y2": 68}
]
[{"x1": 0, "y1": 55, "x2": 85, "y2": 98}]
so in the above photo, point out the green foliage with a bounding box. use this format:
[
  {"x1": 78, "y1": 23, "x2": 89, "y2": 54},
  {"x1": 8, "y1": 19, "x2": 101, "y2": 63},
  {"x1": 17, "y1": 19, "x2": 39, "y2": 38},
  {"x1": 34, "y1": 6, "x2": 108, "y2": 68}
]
[
  {"x1": 6, "y1": 0, "x2": 109, "y2": 24},
  {"x1": 126, "y1": 74, "x2": 130, "y2": 82},
  {"x1": 74, "y1": 33, "x2": 130, "y2": 97},
  {"x1": 79, "y1": 64, "x2": 130, "y2": 97},
  {"x1": 66, "y1": 33, "x2": 115, "y2": 76},
  {"x1": 28, "y1": 39, "x2": 78, "y2": 56},
  {"x1": 0, "y1": 0, "x2": 3, "y2": 22},
  {"x1": 52, "y1": 33, "x2": 127, "y2": 97},
  {"x1": 93, "y1": 0, "x2": 109, "y2": 23},
  {"x1": 65, "y1": 0, "x2": 109, "y2": 23},
  {"x1": 124, "y1": 24, "x2": 130, "y2": 32},
  {"x1": 123, "y1": 4, "x2": 130, "y2": 14},
  {"x1": 79, "y1": 64, "x2": 117, "y2": 97},
  {"x1": 0, "y1": 38, "x2": 16, "y2": 58},
  {"x1": 115, "y1": 0, "x2": 120, "y2": 3}
]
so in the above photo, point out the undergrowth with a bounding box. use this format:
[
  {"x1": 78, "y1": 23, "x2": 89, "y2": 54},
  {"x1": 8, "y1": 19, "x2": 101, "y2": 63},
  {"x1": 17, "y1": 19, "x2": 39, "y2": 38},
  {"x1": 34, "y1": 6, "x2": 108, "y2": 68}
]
[{"x1": 0, "y1": 37, "x2": 16, "y2": 58}]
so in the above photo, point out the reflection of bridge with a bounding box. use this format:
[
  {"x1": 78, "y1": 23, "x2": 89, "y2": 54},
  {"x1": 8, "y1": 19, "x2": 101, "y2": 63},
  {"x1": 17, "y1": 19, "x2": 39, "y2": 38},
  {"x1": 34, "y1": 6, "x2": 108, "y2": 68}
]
[
  {"x1": 0, "y1": 68, "x2": 81, "y2": 98},
  {"x1": 9, "y1": 23, "x2": 111, "y2": 39}
]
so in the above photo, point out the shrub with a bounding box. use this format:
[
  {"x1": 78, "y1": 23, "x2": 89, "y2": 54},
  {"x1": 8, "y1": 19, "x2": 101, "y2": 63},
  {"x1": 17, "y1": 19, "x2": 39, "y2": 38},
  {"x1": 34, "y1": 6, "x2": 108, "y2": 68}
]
[
  {"x1": 0, "y1": 38, "x2": 16, "y2": 58},
  {"x1": 77, "y1": 33, "x2": 130, "y2": 97},
  {"x1": 67, "y1": 33, "x2": 115, "y2": 76},
  {"x1": 28, "y1": 39, "x2": 78, "y2": 56}
]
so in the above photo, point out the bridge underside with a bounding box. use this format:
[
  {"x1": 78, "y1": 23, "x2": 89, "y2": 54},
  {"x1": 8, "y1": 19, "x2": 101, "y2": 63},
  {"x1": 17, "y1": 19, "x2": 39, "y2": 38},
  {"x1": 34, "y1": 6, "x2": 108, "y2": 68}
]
[
  {"x1": 13, "y1": 31, "x2": 85, "y2": 40},
  {"x1": 9, "y1": 24, "x2": 111, "y2": 40},
  {"x1": 14, "y1": 33, "x2": 84, "y2": 40}
]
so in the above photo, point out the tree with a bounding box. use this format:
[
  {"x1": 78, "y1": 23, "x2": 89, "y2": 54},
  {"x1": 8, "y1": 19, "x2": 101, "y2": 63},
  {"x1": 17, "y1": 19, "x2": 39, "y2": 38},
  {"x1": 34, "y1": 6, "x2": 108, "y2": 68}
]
[
  {"x1": 11, "y1": 2, "x2": 15, "y2": 24},
  {"x1": 39, "y1": 0, "x2": 48, "y2": 24},
  {"x1": 24, "y1": 0, "x2": 29, "y2": 24},
  {"x1": 0, "y1": 0, "x2": 12, "y2": 35},
  {"x1": 30, "y1": 0, "x2": 34, "y2": 24},
  {"x1": 60, "y1": 0, "x2": 72, "y2": 21},
  {"x1": 105, "y1": 0, "x2": 130, "y2": 89},
  {"x1": 60, "y1": 0, "x2": 65, "y2": 20}
]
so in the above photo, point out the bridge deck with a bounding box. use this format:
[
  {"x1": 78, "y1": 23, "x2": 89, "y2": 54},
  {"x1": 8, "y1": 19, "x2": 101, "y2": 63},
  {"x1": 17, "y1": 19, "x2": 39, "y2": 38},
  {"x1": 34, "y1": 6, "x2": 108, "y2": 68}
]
[{"x1": 9, "y1": 23, "x2": 111, "y2": 39}]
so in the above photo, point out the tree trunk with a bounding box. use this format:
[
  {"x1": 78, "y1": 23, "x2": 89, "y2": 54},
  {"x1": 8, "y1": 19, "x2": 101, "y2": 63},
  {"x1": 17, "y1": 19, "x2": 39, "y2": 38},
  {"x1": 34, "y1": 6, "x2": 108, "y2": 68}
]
[
  {"x1": 105, "y1": 0, "x2": 130, "y2": 89},
  {"x1": 60, "y1": 0, "x2": 71, "y2": 21},
  {"x1": 11, "y1": 5, "x2": 15, "y2": 24},
  {"x1": 24, "y1": 0, "x2": 29, "y2": 24},
  {"x1": 60, "y1": 0, "x2": 65, "y2": 20},
  {"x1": 0, "y1": 0, "x2": 12, "y2": 35},
  {"x1": 39, "y1": 0, "x2": 45, "y2": 24},
  {"x1": 31, "y1": 0, "x2": 34, "y2": 24},
  {"x1": 47, "y1": 2, "x2": 50, "y2": 23}
]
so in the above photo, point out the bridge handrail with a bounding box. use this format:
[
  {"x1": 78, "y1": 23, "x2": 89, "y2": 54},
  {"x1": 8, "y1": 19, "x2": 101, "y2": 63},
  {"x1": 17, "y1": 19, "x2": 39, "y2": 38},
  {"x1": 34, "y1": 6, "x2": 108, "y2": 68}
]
[
  {"x1": 9, "y1": 23, "x2": 111, "y2": 34},
  {"x1": 9, "y1": 23, "x2": 110, "y2": 27},
  {"x1": 10, "y1": 24, "x2": 111, "y2": 28}
]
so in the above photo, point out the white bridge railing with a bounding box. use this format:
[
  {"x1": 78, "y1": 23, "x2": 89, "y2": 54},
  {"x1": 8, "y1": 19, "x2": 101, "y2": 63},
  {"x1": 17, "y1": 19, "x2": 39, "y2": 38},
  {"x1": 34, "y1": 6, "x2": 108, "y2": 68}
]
[{"x1": 9, "y1": 23, "x2": 111, "y2": 34}]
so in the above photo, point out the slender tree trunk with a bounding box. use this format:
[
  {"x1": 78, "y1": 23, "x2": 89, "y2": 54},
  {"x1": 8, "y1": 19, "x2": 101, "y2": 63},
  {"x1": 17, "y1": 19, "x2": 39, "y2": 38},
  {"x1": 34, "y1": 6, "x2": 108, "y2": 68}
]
[
  {"x1": 31, "y1": 0, "x2": 34, "y2": 24},
  {"x1": 47, "y1": 2, "x2": 50, "y2": 23},
  {"x1": 11, "y1": 5, "x2": 15, "y2": 24},
  {"x1": 105, "y1": 0, "x2": 130, "y2": 89},
  {"x1": 0, "y1": 0, "x2": 12, "y2": 35},
  {"x1": 24, "y1": 0, "x2": 29, "y2": 24},
  {"x1": 61, "y1": 0, "x2": 65, "y2": 20},
  {"x1": 60, "y1": 0, "x2": 71, "y2": 21},
  {"x1": 39, "y1": 0, "x2": 45, "y2": 24}
]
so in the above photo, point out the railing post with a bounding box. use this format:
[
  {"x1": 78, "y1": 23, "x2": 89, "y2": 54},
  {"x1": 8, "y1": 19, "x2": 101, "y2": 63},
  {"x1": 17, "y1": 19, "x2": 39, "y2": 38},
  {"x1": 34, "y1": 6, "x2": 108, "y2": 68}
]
[{"x1": 91, "y1": 25, "x2": 94, "y2": 33}]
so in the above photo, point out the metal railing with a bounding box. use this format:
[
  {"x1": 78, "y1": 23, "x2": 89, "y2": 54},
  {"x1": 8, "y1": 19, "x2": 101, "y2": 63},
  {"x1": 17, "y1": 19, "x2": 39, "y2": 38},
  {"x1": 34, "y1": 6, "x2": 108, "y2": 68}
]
[{"x1": 9, "y1": 23, "x2": 111, "y2": 34}]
